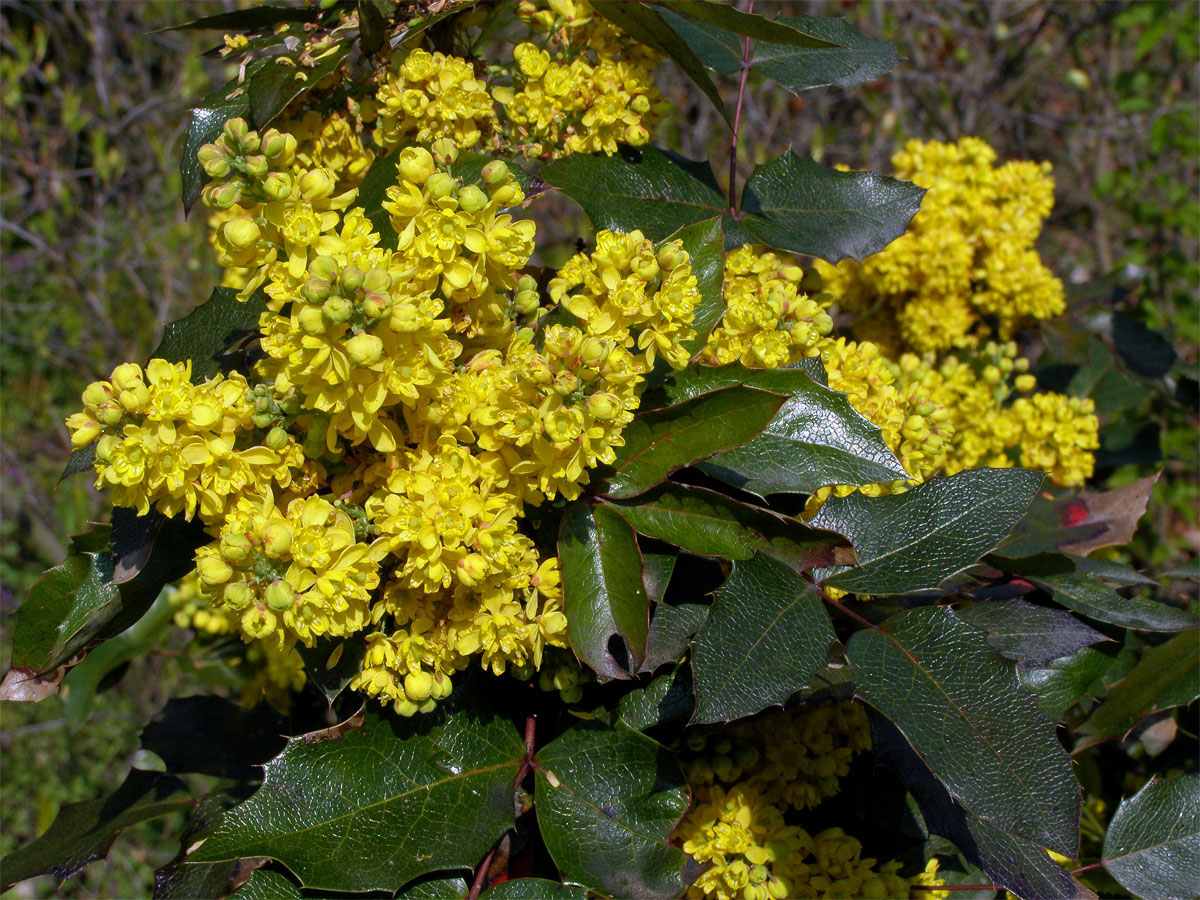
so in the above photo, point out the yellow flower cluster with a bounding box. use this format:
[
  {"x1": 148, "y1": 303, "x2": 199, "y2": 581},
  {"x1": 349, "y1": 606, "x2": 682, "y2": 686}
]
[
  {"x1": 281, "y1": 108, "x2": 375, "y2": 194},
  {"x1": 65, "y1": 359, "x2": 305, "y2": 521},
  {"x1": 674, "y1": 702, "x2": 946, "y2": 900},
  {"x1": 817, "y1": 137, "x2": 1064, "y2": 353},
  {"x1": 374, "y1": 48, "x2": 497, "y2": 152},
  {"x1": 703, "y1": 246, "x2": 834, "y2": 368}
]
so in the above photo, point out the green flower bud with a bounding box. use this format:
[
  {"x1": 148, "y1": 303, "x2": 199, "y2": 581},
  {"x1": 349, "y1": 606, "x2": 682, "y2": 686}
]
[
  {"x1": 491, "y1": 182, "x2": 520, "y2": 206},
  {"x1": 345, "y1": 332, "x2": 384, "y2": 366},
  {"x1": 95, "y1": 435, "x2": 118, "y2": 463},
  {"x1": 429, "y1": 137, "x2": 459, "y2": 166},
  {"x1": 298, "y1": 305, "x2": 326, "y2": 335},
  {"x1": 322, "y1": 295, "x2": 354, "y2": 323},
  {"x1": 457, "y1": 183, "x2": 488, "y2": 212},
  {"x1": 204, "y1": 181, "x2": 241, "y2": 210},
  {"x1": 481, "y1": 160, "x2": 510, "y2": 186},
  {"x1": 404, "y1": 670, "x2": 434, "y2": 702},
  {"x1": 197, "y1": 143, "x2": 226, "y2": 165},
  {"x1": 252, "y1": 412, "x2": 275, "y2": 430},
  {"x1": 301, "y1": 277, "x2": 332, "y2": 304},
  {"x1": 265, "y1": 426, "x2": 290, "y2": 451},
  {"x1": 224, "y1": 582, "x2": 252, "y2": 607},
  {"x1": 260, "y1": 129, "x2": 288, "y2": 159},
  {"x1": 517, "y1": 274, "x2": 537, "y2": 293},
  {"x1": 197, "y1": 556, "x2": 233, "y2": 586},
  {"x1": 264, "y1": 579, "x2": 295, "y2": 611},
  {"x1": 261, "y1": 172, "x2": 292, "y2": 201},
  {"x1": 222, "y1": 117, "x2": 250, "y2": 146},
  {"x1": 630, "y1": 94, "x2": 651, "y2": 114},
  {"x1": 309, "y1": 255, "x2": 339, "y2": 282},
  {"x1": 363, "y1": 268, "x2": 391, "y2": 293},
  {"x1": 298, "y1": 168, "x2": 334, "y2": 200},
  {"x1": 426, "y1": 171, "x2": 457, "y2": 198},
  {"x1": 222, "y1": 217, "x2": 261, "y2": 250},
  {"x1": 514, "y1": 290, "x2": 539, "y2": 315},
  {"x1": 361, "y1": 292, "x2": 390, "y2": 320},
  {"x1": 242, "y1": 154, "x2": 269, "y2": 180},
  {"x1": 219, "y1": 533, "x2": 253, "y2": 562},
  {"x1": 656, "y1": 242, "x2": 684, "y2": 271},
  {"x1": 624, "y1": 123, "x2": 650, "y2": 146},
  {"x1": 338, "y1": 265, "x2": 365, "y2": 293},
  {"x1": 262, "y1": 522, "x2": 293, "y2": 557},
  {"x1": 202, "y1": 157, "x2": 232, "y2": 179},
  {"x1": 430, "y1": 671, "x2": 453, "y2": 700}
]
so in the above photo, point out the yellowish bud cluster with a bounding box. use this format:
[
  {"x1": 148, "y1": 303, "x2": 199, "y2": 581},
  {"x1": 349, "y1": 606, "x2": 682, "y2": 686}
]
[
  {"x1": 66, "y1": 360, "x2": 305, "y2": 521},
  {"x1": 817, "y1": 137, "x2": 1063, "y2": 353},
  {"x1": 703, "y1": 245, "x2": 834, "y2": 368},
  {"x1": 280, "y1": 109, "x2": 375, "y2": 195},
  {"x1": 375, "y1": 48, "x2": 497, "y2": 152}
]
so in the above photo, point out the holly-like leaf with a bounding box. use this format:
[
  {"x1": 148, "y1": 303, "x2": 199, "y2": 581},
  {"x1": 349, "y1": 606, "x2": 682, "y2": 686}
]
[
  {"x1": 660, "y1": 364, "x2": 906, "y2": 495},
  {"x1": 650, "y1": 1, "x2": 839, "y2": 47},
  {"x1": 998, "y1": 475, "x2": 1159, "y2": 558},
  {"x1": 1102, "y1": 775, "x2": 1200, "y2": 900},
  {"x1": 955, "y1": 599, "x2": 1108, "y2": 668},
  {"x1": 358, "y1": 0, "x2": 391, "y2": 54},
  {"x1": 812, "y1": 468, "x2": 1044, "y2": 595},
  {"x1": 1078, "y1": 628, "x2": 1200, "y2": 746},
  {"x1": 1033, "y1": 573, "x2": 1195, "y2": 632},
  {"x1": 164, "y1": 6, "x2": 320, "y2": 32},
  {"x1": 296, "y1": 637, "x2": 366, "y2": 705},
  {"x1": 397, "y1": 873, "x2": 473, "y2": 898},
  {"x1": 1019, "y1": 646, "x2": 1120, "y2": 721},
  {"x1": 672, "y1": 217, "x2": 726, "y2": 355},
  {"x1": 741, "y1": 152, "x2": 924, "y2": 263},
  {"x1": 846, "y1": 606, "x2": 1081, "y2": 856},
  {"x1": 1, "y1": 770, "x2": 191, "y2": 891},
  {"x1": 541, "y1": 146, "x2": 737, "y2": 244},
  {"x1": 535, "y1": 720, "x2": 689, "y2": 900},
  {"x1": 870, "y1": 711, "x2": 1096, "y2": 900},
  {"x1": 988, "y1": 550, "x2": 1159, "y2": 587},
  {"x1": 558, "y1": 503, "x2": 650, "y2": 679},
  {"x1": 480, "y1": 878, "x2": 586, "y2": 899},
  {"x1": 619, "y1": 665, "x2": 695, "y2": 730},
  {"x1": 641, "y1": 600, "x2": 708, "y2": 675},
  {"x1": 244, "y1": 42, "x2": 352, "y2": 138},
  {"x1": 600, "y1": 386, "x2": 785, "y2": 499},
  {"x1": 228, "y1": 869, "x2": 301, "y2": 900},
  {"x1": 188, "y1": 704, "x2": 524, "y2": 893},
  {"x1": 589, "y1": 2, "x2": 729, "y2": 124},
  {"x1": 151, "y1": 287, "x2": 268, "y2": 384},
  {"x1": 690, "y1": 553, "x2": 835, "y2": 724},
  {"x1": 181, "y1": 80, "x2": 250, "y2": 212},
  {"x1": 141, "y1": 696, "x2": 286, "y2": 780}
]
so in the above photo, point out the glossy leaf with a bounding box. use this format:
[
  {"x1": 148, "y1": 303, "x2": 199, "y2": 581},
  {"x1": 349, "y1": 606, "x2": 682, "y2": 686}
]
[
  {"x1": 987, "y1": 550, "x2": 1158, "y2": 587},
  {"x1": 641, "y1": 600, "x2": 709, "y2": 675},
  {"x1": 812, "y1": 468, "x2": 1043, "y2": 595},
  {"x1": 999, "y1": 474, "x2": 1159, "y2": 558},
  {"x1": 1019, "y1": 646, "x2": 1119, "y2": 721},
  {"x1": 165, "y1": 6, "x2": 319, "y2": 31},
  {"x1": 1079, "y1": 628, "x2": 1200, "y2": 745},
  {"x1": 600, "y1": 386, "x2": 784, "y2": 499},
  {"x1": 661, "y1": 364, "x2": 906, "y2": 495},
  {"x1": 357, "y1": 150, "x2": 401, "y2": 245},
  {"x1": 1033, "y1": 573, "x2": 1196, "y2": 632},
  {"x1": 228, "y1": 869, "x2": 301, "y2": 900},
  {"x1": 690, "y1": 553, "x2": 835, "y2": 724},
  {"x1": 449, "y1": 150, "x2": 542, "y2": 196},
  {"x1": 672, "y1": 217, "x2": 726, "y2": 354},
  {"x1": 535, "y1": 720, "x2": 689, "y2": 900},
  {"x1": 589, "y1": 2, "x2": 729, "y2": 123},
  {"x1": 558, "y1": 503, "x2": 650, "y2": 679},
  {"x1": 141, "y1": 696, "x2": 286, "y2": 780},
  {"x1": 151, "y1": 287, "x2": 268, "y2": 384},
  {"x1": 480, "y1": 879, "x2": 586, "y2": 900},
  {"x1": 847, "y1": 606, "x2": 1081, "y2": 856},
  {"x1": 1103, "y1": 775, "x2": 1200, "y2": 900},
  {"x1": 1, "y1": 770, "x2": 191, "y2": 891},
  {"x1": 245, "y1": 43, "x2": 352, "y2": 136},
  {"x1": 180, "y1": 80, "x2": 250, "y2": 212},
  {"x1": 397, "y1": 873, "x2": 474, "y2": 898},
  {"x1": 297, "y1": 636, "x2": 367, "y2": 705},
  {"x1": 955, "y1": 599, "x2": 1108, "y2": 668},
  {"x1": 871, "y1": 711, "x2": 1095, "y2": 900},
  {"x1": 188, "y1": 704, "x2": 524, "y2": 893},
  {"x1": 541, "y1": 146, "x2": 734, "y2": 244},
  {"x1": 651, "y1": 1, "x2": 839, "y2": 47},
  {"x1": 619, "y1": 665, "x2": 695, "y2": 730},
  {"x1": 358, "y1": 0, "x2": 390, "y2": 54},
  {"x1": 741, "y1": 151, "x2": 924, "y2": 263}
]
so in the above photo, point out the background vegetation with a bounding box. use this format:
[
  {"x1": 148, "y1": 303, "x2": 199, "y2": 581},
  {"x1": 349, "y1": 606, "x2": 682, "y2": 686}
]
[{"x1": 1, "y1": 1, "x2": 1195, "y2": 897}]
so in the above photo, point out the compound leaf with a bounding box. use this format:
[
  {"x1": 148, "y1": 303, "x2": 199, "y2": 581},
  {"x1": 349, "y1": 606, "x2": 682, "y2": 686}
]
[
  {"x1": 1103, "y1": 775, "x2": 1200, "y2": 900},
  {"x1": 651, "y1": 2, "x2": 839, "y2": 47},
  {"x1": 1019, "y1": 646, "x2": 1120, "y2": 721},
  {"x1": 690, "y1": 553, "x2": 835, "y2": 724},
  {"x1": 811, "y1": 468, "x2": 1043, "y2": 595},
  {"x1": 955, "y1": 598, "x2": 1108, "y2": 668},
  {"x1": 188, "y1": 704, "x2": 523, "y2": 893},
  {"x1": 846, "y1": 606, "x2": 1080, "y2": 856},
  {"x1": 151, "y1": 287, "x2": 268, "y2": 384},
  {"x1": 1033, "y1": 573, "x2": 1196, "y2": 632},
  {"x1": 535, "y1": 720, "x2": 689, "y2": 900},
  {"x1": 672, "y1": 217, "x2": 726, "y2": 354}
]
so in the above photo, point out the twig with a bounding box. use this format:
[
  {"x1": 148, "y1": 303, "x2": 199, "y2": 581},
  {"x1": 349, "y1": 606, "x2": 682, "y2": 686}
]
[
  {"x1": 466, "y1": 843, "x2": 497, "y2": 900},
  {"x1": 727, "y1": 0, "x2": 755, "y2": 216},
  {"x1": 815, "y1": 585, "x2": 879, "y2": 631}
]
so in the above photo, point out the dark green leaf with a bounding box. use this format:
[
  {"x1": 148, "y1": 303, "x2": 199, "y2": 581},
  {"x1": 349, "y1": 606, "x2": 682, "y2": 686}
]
[
  {"x1": 1112, "y1": 311, "x2": 1176, "y2": 380},
  {"x1": 752, "y1": 16, "x2": 898, "y2": 92},
  {"x1": 165, "y1": 6, "x2": 319, "y2": 32},
  {"x1": 480, "y1": 879, "x2": 586, "y2": 900},
  {"x1": 535, "y1": 720, "x2": 688, "y2": 900},
  {"x1": 1034, "y1": 573, "x2": 1196, "y2": 632},
  {"x1": 154, "y1": 859, "x2": 242, "y2": 900},
  {"x1": 690, "y1": 553, "x2": 835, "y2": 724},
  {"x1": 651, "y1": 2, "x2": 839, "y2": 47},
  {"x1": 60, "y1": 447, "x2": 95, "y2": 481},
  {"x1": 141, "y1": 696, "x2": 286, "y2": 780},
  {"x1": 846, "y1": 606, "x2": 1080, "y2": 856},
  {"x1": 7, "y1": 527, "x2": 163, "y2": 677},
  {"x1": 998, "y1": 475, "x2": 1158, "y2": 559},
  {"x1": 955, "y1": 599, "x2": 1108, "y2": 668},
  {"x1": 1079, "y1": 628, "x2": 1200, "y2": 745},
  {"x1": 813, "y1": 468, "x2": 1043, "y2": 595},
  {"x1": 449, "y1": 150, "x2": 542, "y2": 197},
  {"x1": 558, "y1": 503, "x2": 650, "y2": 679},
  {"x1": 397, "y1": 872, "x2": 473, "y2": 898},
  {"x1": 358, "y1": 150, "x2": 401, "y2": 246},
  {"x1": 1019, "y1": 646, "x2": 1119, "y2": 721},
  {"x1": 742, "y1": 152, "x2": 924, "y2": 263},
  {"x1": 589, "y1": 2, "x2": 729, "y2": 123},
  {"x1": 671, "y1": 217, "x2": 726, "y2": 355},
  {"x1": 228, "y1": 869, "x2": 302, "y2": 900},
  {"x1": 641, "y1": 600, "x2": 708, "y2": 675},
  {"x1": 296, "y1": 637, "x2": 367, "y2": 705},
  {"x1": 189, "y1": 704, "x2": 523, "y2": 893},
  {"x1": 619, "y1": 665, "x2": 695, "y2": 730},
  {"x1": 1, "y1": 770, "x2": 191, "y2": 891},
  {"x1": 110, "y1": 507, "x2": 208, "y2": 585},
  {"x1": 1103, "y1": 775, "x2": 1200, "y2": 900},
  {"x1": 181, "y1": 80, "x2": 251, "y2": 212},
  {"x1": 987, "y1": 550, "x2": 1158, "y2": 587},
  {"x1": 600, "y1": 386, "x2": 784, "y2": 499},
  {"x1": 1161, "y1": 559, "x2": 1200, "y2": 581},
  {"x1": 151, "y1": 287, "x2": 268, "y2": 384},
  {"x1": 657, "y1": 8, "x2": 742, "y2": 73},
  {"x1": 871, "y1": 711, "x2": 1095, "y2": 900},
  {"x1": 661, "y1": 364, "x2": 906, "y2": 495},
  {"x1": 541, "y1": 146, "x2": 732, "y2": 243},
  {"x1": 245, "y1": 42, "x2": 352, "y2": 137},
  {"x1": 358, "y1": 0, "x2": 391, "y2": 54},
  {"x1": 641, "y1": 553, "x2": 676, "y2": 605}
]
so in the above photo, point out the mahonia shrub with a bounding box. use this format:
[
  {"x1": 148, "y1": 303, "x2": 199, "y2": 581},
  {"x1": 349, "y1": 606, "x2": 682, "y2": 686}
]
[{"x1": 3, "y1": 4, "x2": 1196, "y2": 900}]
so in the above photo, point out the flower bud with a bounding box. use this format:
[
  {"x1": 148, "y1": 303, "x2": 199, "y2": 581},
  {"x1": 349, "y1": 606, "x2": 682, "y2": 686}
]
[
  {"x1": 624, "y1": 123, "x2": 650, "y2": 146},
  {"x1": 253, "y1": 412, "x2": 275, "y2": 430},
  {"x1": 553, "y1": 371, "x2": 580, "y2": 396},
  {"x1": 517, "y1": 274, "x2": 537, "y2": 293},
  {"x1": 514, "y1": 290, "x2": 539, "y2": 315},
  {"x1": 298, "y1": 168, "x2": 334, "y2": 200},
  {"x1": 260, "y1": 129, "x2": 288, "y2": 159},
  {"x1": 204, "y1": 181, "x2": 241, "y2": 209},
  {"x1": 82, "y1": 381, "x2": 113, "y2": 408},
  {"x1": 222, "y1": 217, "x2": 261, "y2": 250},
  {"x1": 301, "y1": 277, "x2": 332, "y2": 304},
  {"x1": 431, "y1": 671, "x2": 453, "y2": 700},
  {"x1": 242, "y1": 606, "x2": 276, "y2": 639},
  {"x1": 425, "y1": 171, "x2": 457, "y2": 198},
  {"x1": 579, "y1": 337, "x2": 609, "y2": 368},
  {"x1": 656, "y1": 242, "x2": 684, "y2": 271},
  {"x1": 363, "y1": 268, "x2": 391, "y2": 293},
  {"x1": 481, "y1": 160, "x2": 510, "y2": 186},
  {"x1": 404, "y1": 670, "x2": 434, "y2": 702},
  {"x1": 202, "y1": 157, "x2": 231, "y2": 179},
  {"x1": 394, "y1": 698, "x2": 420, "y2": 717},
  {"x1": 219, "y1": 533, "x2": 253, "y2": 562},
  {"x1": 265, "y1": 426, "x2": 290, "y2": 451},
  {"x1": 265, "y1": 579, "x2": 295, "y2": 611},
  {"x1": 197, "y1": 556, "x2": 233, "y2": 586},
  {"x1": 456, "y1": 552, "x2": 488, "y2": 587},
  {"x1": 339, "y1": 265, "x2": 365, "y2": 293},
  {"x1": 398, "y1": 147, "x2": 436, "y2": 185},
  {"x1": 345, "y1": 332, "x2": 384, "y2": 366},
  {"x1": 119, "y1": 384, "x2": 151, "y2": 412},
  {"x1": 630, "y1": 94, "x2": 651, "y2": 114},
  {"x1": 97, "y1": 401, "x2": 124, "y2": 426},
  {"x1": 197, "y1": 143, "x2": 226, "y2": 165},
  {"x1": 242, "y1": 154, "x2": 269, "y2": 180},
  {"x1": 221, "y1": 117, "x2": 250, "y2": 146},
  {"x1": 298, "y1": 305, "x2": 326, "y2": 335},
  {"x1": 1014, "y1": 373, "x2": 1036, "y2": 392},
  {"x1": 224, "y1": 582, "x2": 252, "y2": 607},
  {"x1": 262, "y1": 522, "x2": 293, "y2": 557},
  {"x1": 361, "y1": 292, "x2": 390, "y2": 320},
  {"x1": 322, "y1": 295, "x2": 354, "y2": 324},
  {"x1": 429, "y1": 137, "x2": 459, "y2": 166},
  {"x1": 68, "y1": 418, "x2": 101, "y2": 448},
  {"x1": 586, "y1": 391, "x2": 620, "y2": 421},
  {"x1": 95, "y1": 435, "x2": 118, "y2": 463},
  {"x1": 456, "y1": 184, "x2": 488, "y2": 212},
  {"x1": 491, "y1": 183, "x2": 521, "y2": 206},
  {"x1": 261, "y1": 172, "x2": 292, "y2": 201}
]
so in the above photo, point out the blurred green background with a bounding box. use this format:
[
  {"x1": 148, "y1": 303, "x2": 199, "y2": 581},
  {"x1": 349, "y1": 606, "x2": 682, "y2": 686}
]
[{"x1": 1, "y1": 1, "x2": 1196, "y2": 896}]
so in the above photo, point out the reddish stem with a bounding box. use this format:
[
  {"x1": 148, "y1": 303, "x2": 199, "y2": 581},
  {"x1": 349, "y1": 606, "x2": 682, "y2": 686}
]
[
  {"x1": 1071, "y1": 861, "x2": 1106, "y2": 875},
  {"x1": 467, "y1": 844, "x2": 497, "y2": 900},
  {"x1": 727, "y1": 0, "x2": 755, "y2": 215},
  {"x1": 816, "y1": 586, "x2": 879, "y2": 631},
  {"x1": 514, "y1": 712, "x2": 537, "y2": 790}
]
